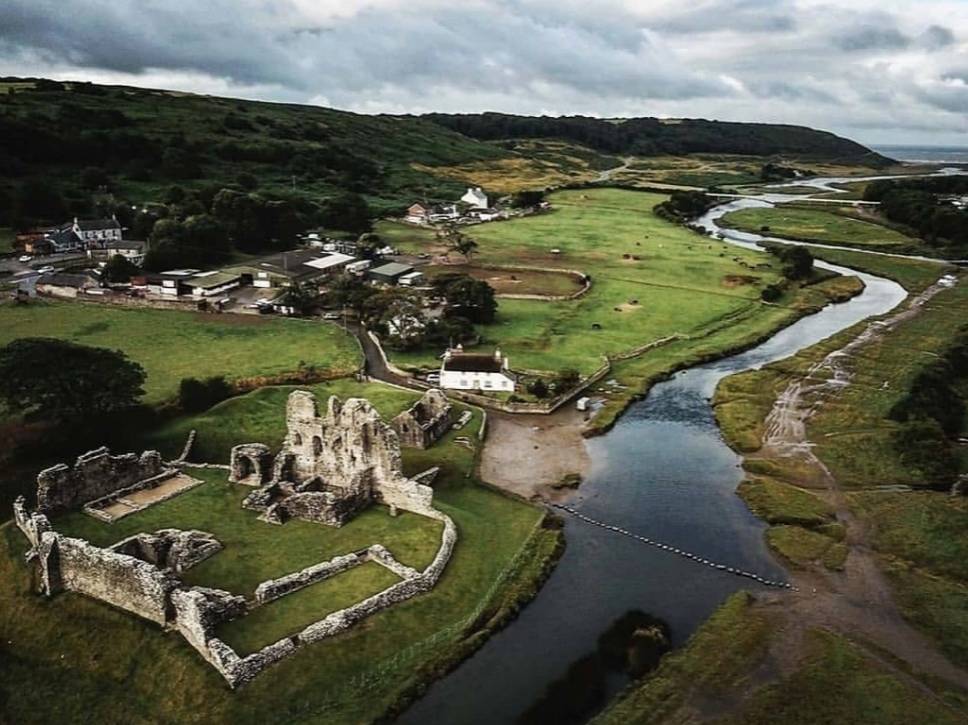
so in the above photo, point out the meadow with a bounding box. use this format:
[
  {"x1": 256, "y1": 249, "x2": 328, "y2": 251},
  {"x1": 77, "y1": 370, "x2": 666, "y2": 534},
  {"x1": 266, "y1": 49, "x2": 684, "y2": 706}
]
[
  {"x1": 719, "y1": 205, "x2": 916, "y2": 248},
  {"x1": 0, "y1": 379, "x2": 561, "y2": 722},
  {"x1": 593, "y1": 591, "x2": 964, "y2": 725},
  {"x1": 391, "y1": 189, "x2": 824, "y2": 376},
  {"x1": 0, "y1": 300, "x2": 361, "y2": 404}
]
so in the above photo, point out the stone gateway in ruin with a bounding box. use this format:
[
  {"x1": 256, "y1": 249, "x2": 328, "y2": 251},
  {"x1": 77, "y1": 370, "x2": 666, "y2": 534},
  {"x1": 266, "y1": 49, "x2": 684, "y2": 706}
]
[{"x1": 12, "y1": 389, "x2": 457, "y2": 688}]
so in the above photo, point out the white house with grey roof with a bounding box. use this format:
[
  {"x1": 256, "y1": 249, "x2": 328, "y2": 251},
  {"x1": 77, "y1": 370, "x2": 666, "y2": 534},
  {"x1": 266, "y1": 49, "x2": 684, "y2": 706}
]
[
  {"x1": 460, "y1": 187, "x2": 488, "y2": 209},
  {"x1": 72, "y1": 215, "x2": 122, "y2": 246}
]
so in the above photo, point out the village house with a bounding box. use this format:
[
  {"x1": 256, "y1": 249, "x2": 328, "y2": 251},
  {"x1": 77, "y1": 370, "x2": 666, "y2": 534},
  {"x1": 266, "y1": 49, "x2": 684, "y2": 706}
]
[
  {"x1": 96, "y1": 240, "x2": 147, "y2": 266},
  {"x1": 72, "y1": 215, "x2": 122, "y2": 247},
  {"x1": 439, "y1": 346, "x2": 515, "y2": 392},
  {"x1": 405, "y1": 203, "x2": 431, "y2": 224},
  {"x1": 460, "y1": 187, "x2": 489, "y2": 209}
]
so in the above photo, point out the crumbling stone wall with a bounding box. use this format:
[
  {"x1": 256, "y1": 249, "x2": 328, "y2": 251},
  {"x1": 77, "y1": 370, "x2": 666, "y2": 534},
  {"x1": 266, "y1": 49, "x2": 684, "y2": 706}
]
[
  {"x1": 254, "y1": 550, "x2": 366, "y2": 604},
  {"x1": 229, "y1": 444, "x2": 273, "y2": 486},
  {"x1": 236, "y1": 391, "x2": 437, "y2": 526},
  {"x1": 37, "y1": 447, "x2": 167, "y2": 514},
  {"x1": 13, "y1": 496, "x2": 51, "y2": 549},
  {"x1": 171, "y1": 586, "x2": 247, "y2": 658},
  {"x1": 111, "y1": 529, "x2": 222, "y2": 574},
  {"x1": 391, "y1": 389, "x2": 454, "y2": 449},
  {"x1": 52, "y1": 535, "x2": 180, "y2": 625}
]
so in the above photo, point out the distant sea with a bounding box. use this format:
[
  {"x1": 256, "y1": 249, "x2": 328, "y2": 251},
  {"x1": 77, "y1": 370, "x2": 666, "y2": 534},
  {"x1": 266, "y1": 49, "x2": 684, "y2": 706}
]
[{"x1": 871, "y1": 145, "x2": 968, "y2": 164}]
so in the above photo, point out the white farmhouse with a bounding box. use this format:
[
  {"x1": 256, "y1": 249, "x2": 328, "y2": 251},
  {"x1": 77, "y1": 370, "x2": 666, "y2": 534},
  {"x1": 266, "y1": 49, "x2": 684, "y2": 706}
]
[
  {"x1": 460, "y1": 187, "x2": 488, "y2": 209},
  {"x1": 439, "y1": 346, "x2": 515, "y2": 392},
  {"x1": 72, "y1": 215, "x2": 122, "y2": 246}
]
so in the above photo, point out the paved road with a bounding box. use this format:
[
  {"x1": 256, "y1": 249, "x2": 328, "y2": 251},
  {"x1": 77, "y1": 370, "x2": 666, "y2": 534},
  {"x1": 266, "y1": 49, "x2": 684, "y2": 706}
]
[{"x1": 350, "y1": 323, "x2": 425, "y2": 390}]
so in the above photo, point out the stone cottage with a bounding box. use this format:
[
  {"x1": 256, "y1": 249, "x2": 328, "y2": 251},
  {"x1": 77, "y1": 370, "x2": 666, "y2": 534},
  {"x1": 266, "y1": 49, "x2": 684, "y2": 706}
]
[{"x1": 391, "y1": 389, "x2": 454, "y2": 449}]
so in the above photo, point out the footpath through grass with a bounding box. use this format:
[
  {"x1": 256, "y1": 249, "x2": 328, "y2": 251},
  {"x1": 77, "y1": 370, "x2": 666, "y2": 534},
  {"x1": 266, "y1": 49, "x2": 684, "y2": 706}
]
[
  {"x1": 0, "y1": 299, "x2": 361, "y2": 404},
  {"x1": 0, "y1": 379, "x2": 562, "y2": 723},
  {"x1": 713, "y1": 247, "x2": 968, "y2": 682}
]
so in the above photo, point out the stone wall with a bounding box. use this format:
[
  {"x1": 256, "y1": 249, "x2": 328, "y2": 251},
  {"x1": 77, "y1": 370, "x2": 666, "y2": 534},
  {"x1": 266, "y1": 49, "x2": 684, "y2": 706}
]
[
  {"x1": 254, "y1": 550, "x2": 366, "y2": 604},
  {"x1": 228, "y1": 444, "x2": 273, "y2": 486},
  {"x1": 37, "y1": 447, "x2": 167, "y2": 514},
  {"x1": 53, "y1": 535, "x2": 180, "y2": 625},
  {"x1": 110, "y1": 529, "x2": 223, "y2": 574},
  {"x1": 391, "y1": 389, "x2": 454, "y2": 449}
]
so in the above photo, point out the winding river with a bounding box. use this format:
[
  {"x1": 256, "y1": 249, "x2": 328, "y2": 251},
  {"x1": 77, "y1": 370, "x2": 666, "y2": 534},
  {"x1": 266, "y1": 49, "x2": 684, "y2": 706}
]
[{"x1": 400, "y1": 178, "x2": 919, "y2": 724}]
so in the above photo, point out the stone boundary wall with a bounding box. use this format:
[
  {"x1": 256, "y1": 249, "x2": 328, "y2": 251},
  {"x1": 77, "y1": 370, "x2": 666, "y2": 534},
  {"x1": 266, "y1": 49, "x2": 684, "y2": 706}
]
[
  {"x1": 254, "y1": 550, "x2": 367, "y2": 604},
  {"x1": 37, "y1": 447, "x2": 167, "y2": 514},
  {"x1": 192, "y1": 512, "x2": 457, "y2": 688},
  {"x1": 608, "y1": 333, "x2": 684, "y2": 361}
]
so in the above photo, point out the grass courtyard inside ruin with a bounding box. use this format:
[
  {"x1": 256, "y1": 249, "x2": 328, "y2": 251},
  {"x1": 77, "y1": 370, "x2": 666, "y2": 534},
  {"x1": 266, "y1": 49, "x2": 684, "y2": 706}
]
[{"x1": 0, "y1": 380, "x2": 559, "y2": 722}]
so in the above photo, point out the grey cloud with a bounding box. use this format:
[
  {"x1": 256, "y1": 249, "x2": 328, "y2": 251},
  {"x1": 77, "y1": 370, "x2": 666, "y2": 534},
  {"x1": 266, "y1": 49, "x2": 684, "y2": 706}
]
[
  {"x1": 920, "y1": 24, "x2": 956, "y2": 50},
  {"x1": 834, "y1": 26, "x2": 910, "y2": 52}
]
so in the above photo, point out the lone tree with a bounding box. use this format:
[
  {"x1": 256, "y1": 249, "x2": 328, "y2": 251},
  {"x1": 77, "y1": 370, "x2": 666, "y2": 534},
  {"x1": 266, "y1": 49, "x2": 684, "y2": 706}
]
[
  {"x1": 777, "y1": 245, "x2": 814, "y2": 280},
  {"x1": 439, "y1": 225, "x2": 478, "y2": 261},
  {"x1": 434, "y1": 274, "x2": 497, "y2": 324},
  {"x1": 0, "y1": 338, "x2": 146, "y2": 421},
  {"x1": 103, "y1": 253, "x2": 140, "y2": 283}
]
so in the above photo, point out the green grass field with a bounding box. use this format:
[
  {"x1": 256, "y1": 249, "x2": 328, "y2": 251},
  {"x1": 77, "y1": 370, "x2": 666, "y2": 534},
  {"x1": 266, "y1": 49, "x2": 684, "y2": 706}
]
[
  {"x1": 0, "y1": 300, "x2": 361, "y2": 404},
  {"x1": 388, "y1": 189, "x2": 853, "y2": 379},
  {"x1": 0, "y1": 379, "x2": 561, "y2": 722},
  {"x1": 720, "y1": 206, "x2": 915, "y2": 248},
  {"x1": 714, "y1": 249, "x2": 968, "y2": 679}
]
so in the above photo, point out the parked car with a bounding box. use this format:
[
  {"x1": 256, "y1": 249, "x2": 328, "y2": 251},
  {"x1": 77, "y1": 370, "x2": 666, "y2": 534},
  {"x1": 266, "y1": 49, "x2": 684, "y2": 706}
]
[
  {"x1": 36, "y1": 265, "x2": 55, "y2": 274},
  {"x1": 426, "y1": 373, "x2": 441, "y2": 384},
  {"x1": 18, "y1": 255, "x2": 32, "y2": 263}
]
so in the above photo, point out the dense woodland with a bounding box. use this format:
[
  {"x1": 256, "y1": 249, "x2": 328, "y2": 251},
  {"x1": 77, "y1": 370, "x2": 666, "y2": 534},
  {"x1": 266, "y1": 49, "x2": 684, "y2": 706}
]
[
  {"x1": 424, "y1": 112, "x2": 892, "y2": 164},
  {"x1": 864, "y1": 175, "x2": 968, "y2": 251}
]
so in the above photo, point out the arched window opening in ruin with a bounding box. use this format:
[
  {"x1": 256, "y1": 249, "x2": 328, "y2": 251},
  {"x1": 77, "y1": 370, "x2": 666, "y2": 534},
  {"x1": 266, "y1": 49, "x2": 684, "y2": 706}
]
[
  {"x1": 312, "y1": 436, "x2": 323, "y2": 457},
  {"x1": 238, "y1": 456, "x2": 253, "y2": 480},
  {"x1": 293, "y1": 432, "x2": 303, "y2": 446}
]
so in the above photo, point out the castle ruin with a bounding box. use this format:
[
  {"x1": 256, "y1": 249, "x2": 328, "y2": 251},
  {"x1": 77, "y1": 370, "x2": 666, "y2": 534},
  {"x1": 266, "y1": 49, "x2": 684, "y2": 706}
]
[{"x1": 12, "y1": 390, "x2": 457, "y2": 688}]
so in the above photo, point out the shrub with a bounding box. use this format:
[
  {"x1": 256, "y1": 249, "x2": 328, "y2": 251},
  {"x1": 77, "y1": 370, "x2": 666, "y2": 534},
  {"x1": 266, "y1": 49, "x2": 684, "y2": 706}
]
[{"x1": 178, "y1": 376, "x2": 234, "y2": 413}]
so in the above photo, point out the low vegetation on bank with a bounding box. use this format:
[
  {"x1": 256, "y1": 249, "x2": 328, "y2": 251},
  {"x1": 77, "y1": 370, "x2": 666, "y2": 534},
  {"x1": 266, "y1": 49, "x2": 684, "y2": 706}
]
[
  {"x1": 714, "y1": 247, "x2": 968, "y2": 696},
  {"x1": 594, "y1": 591, "x2": 965, "y2": 725}
]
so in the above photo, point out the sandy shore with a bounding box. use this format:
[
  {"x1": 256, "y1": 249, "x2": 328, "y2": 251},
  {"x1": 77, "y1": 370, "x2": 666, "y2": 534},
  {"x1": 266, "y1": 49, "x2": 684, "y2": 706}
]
[{"x1": 479, "y1": 406, "x2": 592, "y2": 500}]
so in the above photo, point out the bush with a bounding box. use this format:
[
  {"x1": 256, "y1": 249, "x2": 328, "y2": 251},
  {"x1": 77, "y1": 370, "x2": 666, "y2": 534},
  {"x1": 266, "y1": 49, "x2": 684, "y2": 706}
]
[
  {"x1": 761, "y1": 283, "x2": 783, "y2": 302},
  {"x1": 178, "y1": 376, "x2": 234, "y2": 413},
  {"x1": 528, "y1": 379, "x2": 549, "y2": 399}
]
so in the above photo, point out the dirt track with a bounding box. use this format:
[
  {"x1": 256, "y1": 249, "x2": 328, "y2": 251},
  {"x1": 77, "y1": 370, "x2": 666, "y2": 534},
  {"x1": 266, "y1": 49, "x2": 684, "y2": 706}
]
[{"x1": 745, "y1": 272, "x2": 968, "y2": 704}]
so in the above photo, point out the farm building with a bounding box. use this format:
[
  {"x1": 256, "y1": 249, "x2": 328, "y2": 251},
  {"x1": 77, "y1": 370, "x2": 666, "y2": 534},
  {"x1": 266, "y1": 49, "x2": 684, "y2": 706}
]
[
  {"x1": 367, "y1": 262, "x2": 414, "y2": 285},
  {"x1": 226, "y1": 250, "x2": 355, "y2": 288},
  {"x1": 461, "y1": 187, "x2": 489, "y2": 209}
]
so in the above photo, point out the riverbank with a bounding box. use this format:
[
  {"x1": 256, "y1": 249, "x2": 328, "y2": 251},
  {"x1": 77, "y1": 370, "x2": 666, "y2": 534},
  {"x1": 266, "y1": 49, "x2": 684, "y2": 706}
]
[{"x1": 671, "y1": 253, "x2": 968, "y2": 720}]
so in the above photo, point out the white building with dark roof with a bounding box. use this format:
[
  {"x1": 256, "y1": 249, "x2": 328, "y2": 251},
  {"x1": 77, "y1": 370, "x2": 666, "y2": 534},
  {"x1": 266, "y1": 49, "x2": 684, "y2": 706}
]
[
  {"x1": 72, "y1": 215, "x2": 122, "y2": 246},
  {"x1": 439, "y1": 346, "x2": 515, "y2": 392}
]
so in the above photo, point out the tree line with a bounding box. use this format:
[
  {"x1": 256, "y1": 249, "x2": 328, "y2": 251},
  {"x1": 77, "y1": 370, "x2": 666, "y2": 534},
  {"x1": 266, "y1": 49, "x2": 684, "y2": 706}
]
[
  {"x1": 863, "y1": 175, "x2": 968, "y2": 250},
  {"x1": 423, "y1": 112, "x2": 889, "y2": 163}
]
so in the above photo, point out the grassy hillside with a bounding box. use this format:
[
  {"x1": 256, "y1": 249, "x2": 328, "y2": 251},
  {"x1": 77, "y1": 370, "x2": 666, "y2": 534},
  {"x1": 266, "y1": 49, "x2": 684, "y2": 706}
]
[{"x1": 0, "y1": 77, "x2": 509, "y2": 220}]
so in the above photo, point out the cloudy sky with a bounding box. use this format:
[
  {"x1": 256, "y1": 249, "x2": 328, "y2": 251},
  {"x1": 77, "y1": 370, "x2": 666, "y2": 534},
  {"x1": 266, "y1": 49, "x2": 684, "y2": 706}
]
[{"x1": 2, "y1": 0, "x2": 967, "y2": 146}]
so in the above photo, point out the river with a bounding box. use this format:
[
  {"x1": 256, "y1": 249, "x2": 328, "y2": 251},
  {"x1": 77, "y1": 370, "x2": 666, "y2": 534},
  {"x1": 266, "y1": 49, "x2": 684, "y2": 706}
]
[{"x1": 399, "y1": 179, "x2": 915, "y2": 724}]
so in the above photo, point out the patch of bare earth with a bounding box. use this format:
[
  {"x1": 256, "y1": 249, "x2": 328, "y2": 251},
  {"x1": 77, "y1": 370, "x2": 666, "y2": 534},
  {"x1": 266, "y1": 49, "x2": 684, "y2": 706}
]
[{"x1": 479, "y1": 407, "x2": 591, "y2": 500}]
